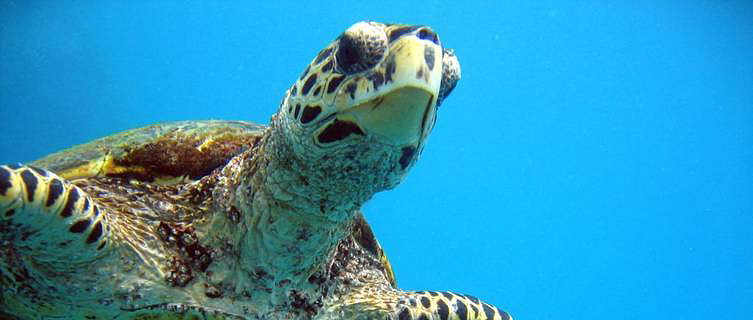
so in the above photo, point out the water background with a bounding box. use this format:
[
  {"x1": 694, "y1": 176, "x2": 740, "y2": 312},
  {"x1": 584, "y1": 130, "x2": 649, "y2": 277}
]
[{"x1": 1, "y1": 2, "x2": 752, "y2": 319}]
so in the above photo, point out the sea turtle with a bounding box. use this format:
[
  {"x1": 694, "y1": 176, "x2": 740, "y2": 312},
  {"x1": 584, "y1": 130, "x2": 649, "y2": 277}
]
[{"x1": 0, "y1": 21, "x2": 511, "y2": 319}]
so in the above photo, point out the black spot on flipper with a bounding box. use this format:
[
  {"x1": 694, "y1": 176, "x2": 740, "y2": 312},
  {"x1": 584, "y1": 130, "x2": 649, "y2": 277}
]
[
  {"x1": 424, "y1": 44, "x2": 435, "y2": 71},
  {"x1": 462, "y1": 294, "x2": 480, "y2": 304},
  {"x1": 436, "y1": 299, "x2": 449, "y2": 320},
  {"x1": 97, "y1": 241, "x2": 106, "y2": 250},
  {"x1": 302, "y1": 74, "x2": 317, "y2": 95},
  {"x1": 69, "y1": 219, "x2": 91, "y2": 233},
  {"x1": 327, "y1": 75, "x2": 345, "y2": 94},
  {"x1": 455, "y1": 299, "x2": 468, "y2": 320},
  {"x1": 20, "y1": 170, "x2": 38, "y2": 202},
  {"x1": 482, "y1": 303, "x2": 496, "y2": 320},
  {"x1": 86, "y1": 221, "x2": 103, "y2": 244},
  {"x1": 398, "y1": 308, "x2": 412, "y2": 320},
  {"x1": 417, "y1": 313, "x2": 429, "y2": 320},
  {"x1": 300, "y1": 105, "x2": 322, "y2": 124},
  {"x1": 82, "y1": 197, "x2": 90, "y2": 212},
  {"x1": 499, "y1": 308, "x2": 511, "y2": 320},
  {"x1": 46, "y1": 178, "x2": 63, "y2": 207},
  {"x1": 5, "y1": 209, "x2": 14, "y2": 217},
  {"x1": 420, "y1": 296, "x2": 430, "y2": 308},
  {"x1": 0, "y1": 166, "x2": 11, "y2": 196},
  {"x1": 60, "y1": 187, "x2": 80, "y2": 218},
  {"x1": 399, "y1": 146, "x2": 416, "y2": 170},
  {"x1": 317, "y1": 120, "x2": 364, "y2": 143},
  {"x1": 469, "y1": 304, "x2": 478, "y2": 318},
  {"x1": 28, "y1": 166, "x2": 48, "y2": 177},
  {"x1": 92, "y1": 205, "x2": 100, "y2": 217}
]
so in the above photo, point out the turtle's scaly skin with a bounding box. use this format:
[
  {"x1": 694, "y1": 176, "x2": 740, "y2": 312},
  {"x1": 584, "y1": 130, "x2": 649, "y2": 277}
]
[{"x1": 0, "y1": 22, "x2": 511, "y2": 319}]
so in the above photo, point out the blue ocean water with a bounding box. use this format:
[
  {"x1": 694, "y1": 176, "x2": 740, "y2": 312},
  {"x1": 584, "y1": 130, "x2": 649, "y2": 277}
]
[{"x1": 1, "y1": 2, "x2": 751, "y2": 319}]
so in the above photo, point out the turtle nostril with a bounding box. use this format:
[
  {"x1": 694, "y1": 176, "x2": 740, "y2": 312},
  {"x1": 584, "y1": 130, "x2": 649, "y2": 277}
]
[{"x1": 417, "y1": 28, "x2": 439, "y2": 45}]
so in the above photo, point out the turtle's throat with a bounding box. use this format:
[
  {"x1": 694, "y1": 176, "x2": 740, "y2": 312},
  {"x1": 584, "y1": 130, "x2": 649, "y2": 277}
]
[{"x1": 231, "y1": 120, "x2": 376, "y2": 295}]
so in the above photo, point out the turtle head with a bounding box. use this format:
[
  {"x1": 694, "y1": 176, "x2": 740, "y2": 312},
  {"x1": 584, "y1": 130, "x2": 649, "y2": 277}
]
[{"x1": 270, "y1": 21, "x2": 460, "y2": 198}]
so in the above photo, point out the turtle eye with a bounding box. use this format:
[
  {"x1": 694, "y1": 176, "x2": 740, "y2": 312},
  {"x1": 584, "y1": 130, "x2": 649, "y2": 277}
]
[{"x1": 335, "y1": 22, "x2": 387, "y2": 75}]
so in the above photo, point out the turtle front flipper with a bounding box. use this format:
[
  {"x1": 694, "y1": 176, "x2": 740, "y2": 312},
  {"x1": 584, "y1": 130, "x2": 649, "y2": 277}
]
[
  {"x1": 391, "y1": 291, "x2": 512, "y2": 320},
  {"x1": 321, "y1": 290, "x2": 512, "y2": 320},
  {"x1": 0, "y1": 164, "x2": 110, "y2": 272}
]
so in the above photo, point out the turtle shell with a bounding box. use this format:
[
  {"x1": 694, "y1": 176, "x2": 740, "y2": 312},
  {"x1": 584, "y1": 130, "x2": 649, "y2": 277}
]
[{"x1": 32, "y1": 120, "x2": 265, "y2": 183}]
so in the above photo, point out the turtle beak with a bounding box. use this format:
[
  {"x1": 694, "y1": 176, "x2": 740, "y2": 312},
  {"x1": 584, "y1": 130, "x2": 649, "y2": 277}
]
[{"x1": 337, "y1": 86, "x2": 434, "y2": 146}]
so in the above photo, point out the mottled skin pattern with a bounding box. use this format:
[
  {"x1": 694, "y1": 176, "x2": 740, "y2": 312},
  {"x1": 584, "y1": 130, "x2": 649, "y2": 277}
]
[{"x1": 0, "y1": 22, "x2": 512, "y2": 319}]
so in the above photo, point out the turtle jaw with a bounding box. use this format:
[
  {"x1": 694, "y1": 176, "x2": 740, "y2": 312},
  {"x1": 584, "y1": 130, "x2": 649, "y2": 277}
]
[{"x1": 324, "y1": 86, "x2": 435, "y2": 147}]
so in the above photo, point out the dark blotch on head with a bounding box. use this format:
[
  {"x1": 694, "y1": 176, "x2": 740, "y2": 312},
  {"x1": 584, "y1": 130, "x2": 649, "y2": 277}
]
[
  {"x1": 437, "y1": 299, "x2": 449, "y2": 320},
  {"x1": 321, "y1": 60, "x2": 334, "y2": 73},
  {"x1": 456, "y1": 300, "x2": 468, "y2": 320},
  {"x1": 302, "y1": 74, "x2": 317, "y2": 95},
  {"x1": 399, "y1": 146, "x2": 416, "y2": 170},
  {"x1": 368, "y1": 72, "x2": 384, "y2": 90},
  {"x1": 317, "y1": 120, "x2": 364, "y2": 143},
  {"x1": 0, "y1": 167, "x2": 11, "y2": 196},
  {"x1": 20, "y1": 170, "x2": 38, "y2": 202},
  {"x1": 424, "y1": 44, "x2": 435, "y2": 71},
  {"x1": 420, "y1": 296, "x2": 431, "y2": 308},
  {"x1": 299, "y1": 65, "x2": 310, "y2": 80},
  {"x1": 300, "y1": 105, "x2": 322, "y2": 124},
  {"x1": 69, "y1": 219, "x2": 91, "y2": 233},
  {"x1": 315, "y1": 47, "x2": 333, "y2": 65},
  {"x1": 385, "y1": 55, "x2": 396, "y2": 83},
  {"x1": 46, "y1": 178, "x2": 63, "y2": 207},
  {"x1": 60, "y1": 188, "x2": 80, "y2": 218},
  {"x1": 398, "y1": 308, "x2": 412, "y2": 320},
  {"x1": 327, "y1": 75, "x2": 345, "y2": 94},
  {"x1": 345, "y1": 82, "x2": 357, "y2": 99},
  {"x1": 86, "y1": 221, "x2": 103, "y2": 244},
  {"x1": 389, "y1": 25, "x2": 420, "y2": 43}
]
